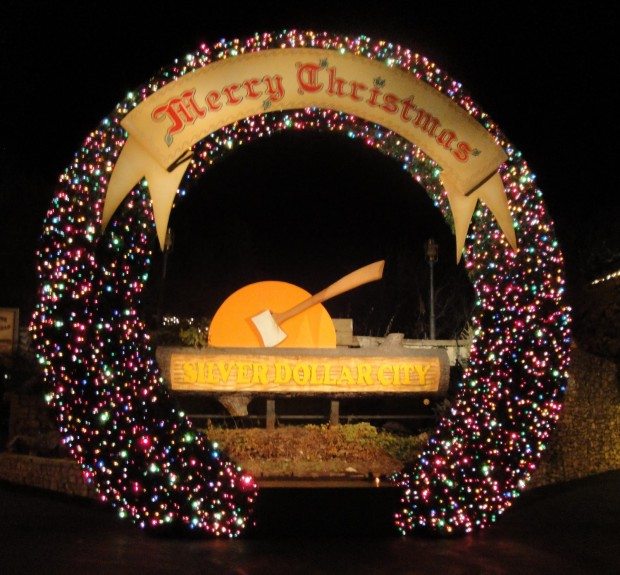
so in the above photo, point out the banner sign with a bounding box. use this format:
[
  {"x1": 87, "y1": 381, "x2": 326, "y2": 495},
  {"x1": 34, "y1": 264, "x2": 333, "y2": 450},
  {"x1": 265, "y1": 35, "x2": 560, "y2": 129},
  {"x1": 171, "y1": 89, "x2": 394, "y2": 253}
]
[
  {"x1": 167, "y1": 348, "x2": 449, "y2": 394},
  {"x1": 126, "y1": 48, "x2": 503, "y2": 185},
  {"x1": 104, "y1": 48, "x2": 514, "y2": 255}
]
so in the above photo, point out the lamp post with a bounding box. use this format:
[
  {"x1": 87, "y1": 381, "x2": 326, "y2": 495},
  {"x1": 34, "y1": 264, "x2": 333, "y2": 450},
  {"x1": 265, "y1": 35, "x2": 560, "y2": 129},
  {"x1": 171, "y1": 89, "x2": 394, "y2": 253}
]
[
  {"x1": 156, "y1": 228, "x2": 174, "y2": 326},
  {"x1": 425, "y1": 238, "x2": 438, "y2": 340}
]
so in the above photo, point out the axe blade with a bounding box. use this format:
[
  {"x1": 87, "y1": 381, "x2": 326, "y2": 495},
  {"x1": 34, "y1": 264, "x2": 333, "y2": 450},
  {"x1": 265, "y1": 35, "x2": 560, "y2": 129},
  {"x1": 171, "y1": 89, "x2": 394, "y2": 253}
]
[{"x1": 251, "y1": 309, "x2": 287, "y2": 347}]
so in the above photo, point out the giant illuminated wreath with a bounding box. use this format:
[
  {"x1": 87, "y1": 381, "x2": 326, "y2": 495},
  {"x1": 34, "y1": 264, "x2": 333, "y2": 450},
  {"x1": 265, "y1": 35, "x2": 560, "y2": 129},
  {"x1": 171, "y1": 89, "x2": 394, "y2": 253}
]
[{"x1": 31, "y1": 31, "x2": 571, "y2": 536}]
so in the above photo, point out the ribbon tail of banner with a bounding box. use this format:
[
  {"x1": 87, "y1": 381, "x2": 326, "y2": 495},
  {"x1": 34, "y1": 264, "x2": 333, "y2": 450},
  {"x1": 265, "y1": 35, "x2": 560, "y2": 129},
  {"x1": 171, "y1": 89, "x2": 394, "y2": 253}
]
[
  {"x1": 444, "y1": 180, "x2": 479, "y2": 263},
  {"x1": 145, "y1": 159, "x2": 190, "y2": 249},
  {"x1": 444, "y1": 170, "x2": 517, "y2": 262},
  {"x1": 103, "y1": 137, "x2": 149, "y2": 229},
  {"x1": 103, "y1": 136, "x2": 190, "y2": 249},
  {"x1": 474, "y1": 172, "x2": 518, "y2": 252}
]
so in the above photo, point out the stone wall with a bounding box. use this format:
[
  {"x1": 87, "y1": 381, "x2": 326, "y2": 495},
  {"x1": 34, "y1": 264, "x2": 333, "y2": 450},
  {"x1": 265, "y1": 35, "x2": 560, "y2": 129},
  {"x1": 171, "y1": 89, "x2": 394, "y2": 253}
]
[
  {"x1": 4, "y1": 392, "x2": 61, "y2": 456},
  {"x1": 0, "y1": 453, "x2": 96, "y2": 498},
  {"x1": 530, "y1": 348, "x2": 620, "y2": 487}
]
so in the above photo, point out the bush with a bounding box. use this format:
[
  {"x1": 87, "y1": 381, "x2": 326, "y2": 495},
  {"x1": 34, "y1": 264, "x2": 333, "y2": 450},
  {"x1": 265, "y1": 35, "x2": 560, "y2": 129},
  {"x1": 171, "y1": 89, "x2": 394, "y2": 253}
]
[{"x1": 203, "y1": 422, "x2": 427, "y2": 468}]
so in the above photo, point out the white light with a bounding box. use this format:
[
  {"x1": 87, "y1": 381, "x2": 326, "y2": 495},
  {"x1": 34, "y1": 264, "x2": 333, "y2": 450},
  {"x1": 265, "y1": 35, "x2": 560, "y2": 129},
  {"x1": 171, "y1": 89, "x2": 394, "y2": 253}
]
[{"x1": 591, "y1": 269, "x2": 620, "y2": 286}]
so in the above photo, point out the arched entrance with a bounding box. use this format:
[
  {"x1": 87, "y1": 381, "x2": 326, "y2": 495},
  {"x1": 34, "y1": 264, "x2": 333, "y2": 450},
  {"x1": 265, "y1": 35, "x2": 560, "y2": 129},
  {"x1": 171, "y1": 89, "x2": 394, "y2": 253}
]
[{"x1": 31, "y1": 30, "x2": 571, "y2": 536}]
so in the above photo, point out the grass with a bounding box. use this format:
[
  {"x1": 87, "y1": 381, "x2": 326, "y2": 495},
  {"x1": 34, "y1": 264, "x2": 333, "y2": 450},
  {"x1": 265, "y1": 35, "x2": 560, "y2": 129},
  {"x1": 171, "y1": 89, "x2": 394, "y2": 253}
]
[{"x1": 203, "y1": 422, "x2": 429, "y2": 479}]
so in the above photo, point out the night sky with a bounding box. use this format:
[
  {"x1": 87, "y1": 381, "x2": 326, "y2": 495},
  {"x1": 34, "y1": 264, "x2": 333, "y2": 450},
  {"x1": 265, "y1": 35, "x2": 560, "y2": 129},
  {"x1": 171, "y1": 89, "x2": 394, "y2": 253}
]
[{"x1": 0, "y1": 2, "x2": 616, "y2": 335}]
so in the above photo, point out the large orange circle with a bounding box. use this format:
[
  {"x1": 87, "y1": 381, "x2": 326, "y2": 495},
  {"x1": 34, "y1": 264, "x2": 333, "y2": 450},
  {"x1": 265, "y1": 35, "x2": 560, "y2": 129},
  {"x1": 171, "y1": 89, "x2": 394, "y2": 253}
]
[{"x1": 208, "y1": 281, "x2": 337, "y2": 348}]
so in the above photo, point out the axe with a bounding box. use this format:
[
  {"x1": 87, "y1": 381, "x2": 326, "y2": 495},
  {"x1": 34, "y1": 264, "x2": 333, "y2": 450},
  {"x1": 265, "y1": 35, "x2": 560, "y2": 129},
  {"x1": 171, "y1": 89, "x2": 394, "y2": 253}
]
[{"x1": 250, "y1": 260, "x2": 385, "y2": 347}]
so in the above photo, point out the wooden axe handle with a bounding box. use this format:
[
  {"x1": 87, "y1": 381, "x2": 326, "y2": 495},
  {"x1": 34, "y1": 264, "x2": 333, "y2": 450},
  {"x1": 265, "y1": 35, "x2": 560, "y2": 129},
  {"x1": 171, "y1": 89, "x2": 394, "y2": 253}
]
[{"x1": 272, "y1": 260, "x2": 385, "y2": 325}]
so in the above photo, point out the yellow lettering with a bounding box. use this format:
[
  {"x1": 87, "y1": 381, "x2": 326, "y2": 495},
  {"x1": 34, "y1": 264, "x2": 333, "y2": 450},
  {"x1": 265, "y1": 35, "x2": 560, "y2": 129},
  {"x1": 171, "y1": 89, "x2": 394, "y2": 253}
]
[
  {"x1": 236, "y1": 362, "x2": 252, "y2": 384},
  {"x1": 174, "y1": 355, "x2": 440, "y2": 392},
  {"x1": 392, "y1": 364, "x2": 402, "y2": 385},
  {"x1": 404, "y1": 365, "x2": 414, "y2": 383},
  {"x1": 324, "y1": 363, "x2": 338, "y2": 385},
  {"x1": 357, "y1": 363, "x2": 372, "y2": 384},
  {"x1": 339, "y1": 366, "x2": 355, "y2": 385},
  {"x1": 205, "y1": 362, "x2": 217, "y2": 384},
  {"x1": 377, "y1": 365, "x2": 393, "y2": 385},
  {"x1": 275, "y1": 362, "x2": 292, "y2": 383},
  {"x1": 413, "y1": 363, "x2": 431, "y2": 386},
  {"x1": 182, "y1": 362, "x2": 198, "y2": 384},
  {"x1": 293, "y1": 363, "x2": 311, "y2": 384},
  {"x1": 251, "y1": 363, "x2": 268, "y2": 384},
  {"x1": 216, "y1": 361, "x2": 234, "y2": 383},
  {"x1": 313, "y1": 362, "x2": 337, "y2": 385},
  {"x1": 310, "y1": 363, "x2": 325, "y2": 384}
]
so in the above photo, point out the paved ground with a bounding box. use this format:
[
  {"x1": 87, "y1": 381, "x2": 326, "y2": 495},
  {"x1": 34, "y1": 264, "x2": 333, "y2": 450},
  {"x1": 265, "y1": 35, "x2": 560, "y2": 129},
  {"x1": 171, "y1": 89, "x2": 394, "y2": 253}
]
[{"x1": 0, "y1": 471, "x2": 618, "y2": 574}]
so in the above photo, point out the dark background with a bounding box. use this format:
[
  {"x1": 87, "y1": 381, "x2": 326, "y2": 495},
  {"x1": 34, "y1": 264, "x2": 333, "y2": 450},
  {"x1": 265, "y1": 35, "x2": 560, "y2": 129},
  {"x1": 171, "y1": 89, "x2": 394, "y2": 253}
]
[{"x1": 0, "y1": 1, "x2": 617, "y2": 337}]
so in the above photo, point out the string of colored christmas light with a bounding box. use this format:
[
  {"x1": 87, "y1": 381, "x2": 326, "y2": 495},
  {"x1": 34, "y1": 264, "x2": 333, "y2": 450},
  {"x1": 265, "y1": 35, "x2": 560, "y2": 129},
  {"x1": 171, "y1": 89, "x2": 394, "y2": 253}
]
[{"x1": 31, "y1": 30, "x2": 570, "y2": 536}]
